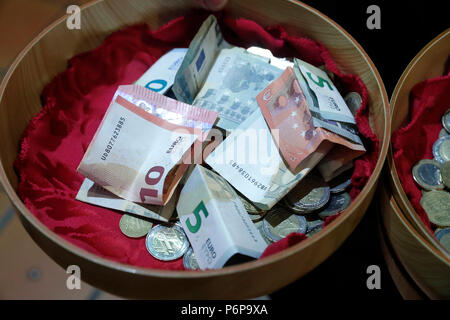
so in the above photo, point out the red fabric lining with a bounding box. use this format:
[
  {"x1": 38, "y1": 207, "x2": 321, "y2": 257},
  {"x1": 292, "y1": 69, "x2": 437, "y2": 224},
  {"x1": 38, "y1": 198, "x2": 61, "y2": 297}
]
[
  {"x1": 15, "y1": 11, "x2": 378, "y2": 270},
  {"x1": 392, "y1": 69, "x2": 450, "y2": 231}
]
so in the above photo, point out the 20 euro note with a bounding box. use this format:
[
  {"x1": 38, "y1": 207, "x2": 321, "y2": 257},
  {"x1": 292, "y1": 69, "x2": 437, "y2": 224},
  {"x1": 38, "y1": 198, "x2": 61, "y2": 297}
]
[
  {"x1": 173, "y1": 15, "x2": 283, "y2": 130},
  {"x1": 257, "y1": 67, "x2": 366, "y2": 172},
  {"x1": 77, "y1": 85, "x2": 218, "y2": 205},
  {"x1": 76, "y1": 178, "x2": 176, "y2": 222},
  {"x1": 205, "y1": 107, "x2": 332, "y2": 211},
  {"x1": 176, "y1": 165, "x2": 267, "y2": 270}
]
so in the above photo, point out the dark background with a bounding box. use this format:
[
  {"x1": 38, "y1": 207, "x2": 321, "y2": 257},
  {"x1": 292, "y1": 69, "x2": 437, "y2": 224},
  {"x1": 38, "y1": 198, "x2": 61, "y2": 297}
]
[{"x1": 272, "y1": 0, "x2": 448, "y2": 300}]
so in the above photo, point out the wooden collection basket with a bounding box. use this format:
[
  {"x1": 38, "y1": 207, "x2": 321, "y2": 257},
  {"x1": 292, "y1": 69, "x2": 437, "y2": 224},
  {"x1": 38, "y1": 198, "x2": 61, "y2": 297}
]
[
  {"x1": 0, "y1": 0, "x2": 389, "y2": 299},
  {"x1": 382, "y1": 29, "x2": 450, "y2": 299}
]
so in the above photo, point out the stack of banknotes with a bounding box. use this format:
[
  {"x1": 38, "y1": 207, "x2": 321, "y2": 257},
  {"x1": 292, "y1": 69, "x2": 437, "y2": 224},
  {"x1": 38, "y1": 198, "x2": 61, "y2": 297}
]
[{"x1": 75, "y1": 15, "x2": 367, "y2": 270}]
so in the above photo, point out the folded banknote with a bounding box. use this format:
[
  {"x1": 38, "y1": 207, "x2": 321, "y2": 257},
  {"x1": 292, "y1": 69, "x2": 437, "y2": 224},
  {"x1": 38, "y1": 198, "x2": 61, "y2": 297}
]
[
  {"x1": 77, "y1": 85, "x2": 218, "y2": 205},
  {"x1": 173, "y1": 15, "x2": 283, "y2": 130},
  {"x1": 177, "y1": 165, "x2": 267, "y2": 269},
  {"x1": 76, "y1": 178, "x2": 176, "y2": 222},
  {"x1": 257, "y1": 67, "x2": 365, "y2": 172}
]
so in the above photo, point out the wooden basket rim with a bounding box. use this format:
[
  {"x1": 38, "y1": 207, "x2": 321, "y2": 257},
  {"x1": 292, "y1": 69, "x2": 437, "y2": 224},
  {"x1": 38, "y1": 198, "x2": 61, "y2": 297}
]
[
  {"x1": 0, "y1": 0, "x2": 390, "y2": 278},
  {"x1": 388, "y1": 28, "x2": 450, "y2": 261}
]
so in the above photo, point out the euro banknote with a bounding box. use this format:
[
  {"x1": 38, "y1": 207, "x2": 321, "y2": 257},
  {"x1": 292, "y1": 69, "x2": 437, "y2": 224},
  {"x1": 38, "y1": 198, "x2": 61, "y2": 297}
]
[
  {"x1": 76, "y1": 178, "x2": 176, "y2": 222},
  {"x1": 293, "y1": 58, "x2": 363, "y2": 145},
  {"x1": 176, "y1": 165, "x2": 267, "y2": 270},
  {"x1": 193, "y1": 47, "x2": 283, "y2": 130},
  {"x1": 257, "y1": 67, "x2": 366, "y2": 171},
  {"x1": 205, "y1": 107, "x2": 332, "y2": 210},
  {"x1": 172, "y1": 15, "x2": 230, "y2": 104},
  {"x1": 173, "y1": 15, "x2": 283, "y2": 130},
  {"x1": 77, "y1": 85, "x2": 218, "y2": 205}
]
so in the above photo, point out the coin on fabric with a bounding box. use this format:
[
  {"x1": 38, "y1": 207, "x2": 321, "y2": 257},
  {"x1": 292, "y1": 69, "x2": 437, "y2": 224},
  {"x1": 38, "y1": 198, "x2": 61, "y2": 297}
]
[
  {"x1": 306, "y1": 219, "x2": 323, "y2": 238},
  {"x1": 318, "y1": 192, "x2": 351, "y2": 219},
  {"x1": 439, "y1": 128, "x2": 450, "y2": 139},
  {"x1": 262, "y1": 207, "x2": 307, "y2": 242},
  {"x1": 183, "y1": 247, "x2": 199, "y2": 270},
  {"x1": 435, "y1": 228, "x2": 450, "y2": 252},
  {"x1": 119, "y1": 214, "x2": 153, "y2": 238},
  {"x1": 440, "y1": 161, "x2": 450, "y2": 189},
  {"x1": 442, "y1": 109, "x2": 450, "y2": 133},
  {"x1": 420, "y1": 190, "x2": 450, "y2": 227},
  {"x1": 432, "y1": 136, "x2": 450, "y2": 163},
  {"x1": 344, "y1": 92, "x2": 363, "y2": 116},
  {"x1": 412, "y1": 159, "x2": 444, "y2": 191},
  {"x1": 146, "y1": 224, "x2": 189, "y2": 261}
]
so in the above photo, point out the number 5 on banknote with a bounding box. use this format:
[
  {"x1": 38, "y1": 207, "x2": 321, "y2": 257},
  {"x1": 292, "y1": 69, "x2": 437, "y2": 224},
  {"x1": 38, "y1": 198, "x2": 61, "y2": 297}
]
[{"x1": 185, "y1": 201, "x2": 209, "y2": 233}]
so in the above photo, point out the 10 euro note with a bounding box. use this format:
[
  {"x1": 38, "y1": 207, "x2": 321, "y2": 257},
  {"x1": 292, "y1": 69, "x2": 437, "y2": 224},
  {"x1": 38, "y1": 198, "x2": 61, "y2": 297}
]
[
  {"x1": 257, "y1": 67, "x2": 366, "y2": 172},
  {"x1": 177, "y1": 165, "x2": 267, "y2": 270},
  {"x1": 77, "y1": 85, "x2": 218, "y2": 206},
  {"x1": 76, "y1": 178, "x2": 176, "y2": 222}
]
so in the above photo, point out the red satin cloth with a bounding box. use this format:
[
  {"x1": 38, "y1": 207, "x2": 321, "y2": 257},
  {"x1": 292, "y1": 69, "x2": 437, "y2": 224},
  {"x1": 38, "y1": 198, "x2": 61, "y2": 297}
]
[
  {"x1": 15, "y1": 12, "x2": 378, "y2": 268},
  {"x1": 392, "y1": 69, "x2": 450, "y2": 231}
]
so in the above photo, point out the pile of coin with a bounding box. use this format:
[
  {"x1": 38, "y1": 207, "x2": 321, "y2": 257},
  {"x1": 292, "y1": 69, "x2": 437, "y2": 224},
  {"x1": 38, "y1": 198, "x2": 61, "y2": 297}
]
[
  {"x1": 119, "y1": 213, "x2": 199, "y2": 270},
  {"x1": 412, "y1": 109, "x2": 450, "y2": 252},
  {"x1": 240, "y1": 172, "x2": 352, "y2": 244}
]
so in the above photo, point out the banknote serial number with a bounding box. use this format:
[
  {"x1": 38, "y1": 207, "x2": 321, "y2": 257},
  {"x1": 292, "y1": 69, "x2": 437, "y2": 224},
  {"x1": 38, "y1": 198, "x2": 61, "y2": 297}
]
[
  {"x1": 101, "y1": 117, "x2": 125, "y2": 161},
  {"x1": 229, "y1": 161, "x2": 268, "y2": 191}
]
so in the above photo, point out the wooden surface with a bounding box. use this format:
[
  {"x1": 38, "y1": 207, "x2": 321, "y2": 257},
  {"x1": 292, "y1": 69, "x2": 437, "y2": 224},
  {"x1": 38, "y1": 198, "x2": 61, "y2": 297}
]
[
  {"x1": 0, "y1": 0, "x2": 118, "y2": 299},
  {"x1": 377, "y1": 196, "x2": 426, "y2": 300},
  {"x1": 387, "y1": 29, "x2": 450, "y2": 260},
  {"x1": 379, "y1": 172, "x2": 450, "y2": 299},
  {"x1": 0, "y1": 0, "x2": 390, "y2": 298}
]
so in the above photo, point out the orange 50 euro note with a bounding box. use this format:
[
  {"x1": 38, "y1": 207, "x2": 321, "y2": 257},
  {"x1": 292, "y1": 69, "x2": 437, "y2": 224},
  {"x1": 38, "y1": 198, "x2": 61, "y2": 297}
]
[
  {"x1": 77, "y1": 85, "x2": 218, "y2": 205},
  {"x1": 257, "y1": 67, "x2": 366, "y2": 175}
]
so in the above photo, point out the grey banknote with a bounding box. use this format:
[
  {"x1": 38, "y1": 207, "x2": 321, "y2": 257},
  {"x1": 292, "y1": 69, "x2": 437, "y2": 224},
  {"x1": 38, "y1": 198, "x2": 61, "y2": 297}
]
[{"x1": 173, "y1": 15, "x2": 283, "y2": 130}]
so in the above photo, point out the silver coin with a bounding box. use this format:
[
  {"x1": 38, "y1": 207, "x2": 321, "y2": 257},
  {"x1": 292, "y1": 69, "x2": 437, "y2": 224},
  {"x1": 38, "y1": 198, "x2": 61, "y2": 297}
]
[
  {"x1": 146, "y1": 224, "x2": 189, "y2": 261},
  {"x1": 285, "y1": 186, "x2": 331, "y2": 214},
  {"x1": 258, "y1": 227, "x2": 273, "y2": 245},
  {"x1": 432, "y1": 136, "x2": 450, "y2": 163},
  {"x1": 253, "y1": 219, "x2": 264, "y2": 230},
  {"x1": 330, "y1": 179, "x2": 352, "y2": 194},
  {"x1": 344, "y1": 92, "x2": 362, "y2": 116},
  {"x1": 439, "y1": 128, "x2": 450, "y2": 139},
  {"x1": 306, "y1": 220, "x2": 323, "y2": 237},
  {"x1": 238, "y1": 194, "x2": 265, "y2": 215},
  {"x1": 442, "y1": 109, "x2": 450, "y2": 133},
  {"x1": 248, "y1": 211, "x2": 267, "y2": 223},
  {"x1": 183, "y1": 247, "x2": 199, "y2": 270},
  {"x1": 412, "y1": 159, "x2": 444, "y2": 190},
  {"x1": 435, "y1": 228, "x2": 450, "y2": 252},
  {"x1": 262, "y1": 207, "x2": 307, "y2": 242},
  {"x1": 318, "y1": 192, "x2": 351, "y2": 219}
]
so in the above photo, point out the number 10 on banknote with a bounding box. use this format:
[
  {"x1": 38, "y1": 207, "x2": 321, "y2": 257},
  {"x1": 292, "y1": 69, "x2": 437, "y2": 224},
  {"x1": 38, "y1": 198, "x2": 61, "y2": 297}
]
[{"x1": 77, "y1": 85, "x2": 218, "y2": 205}]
